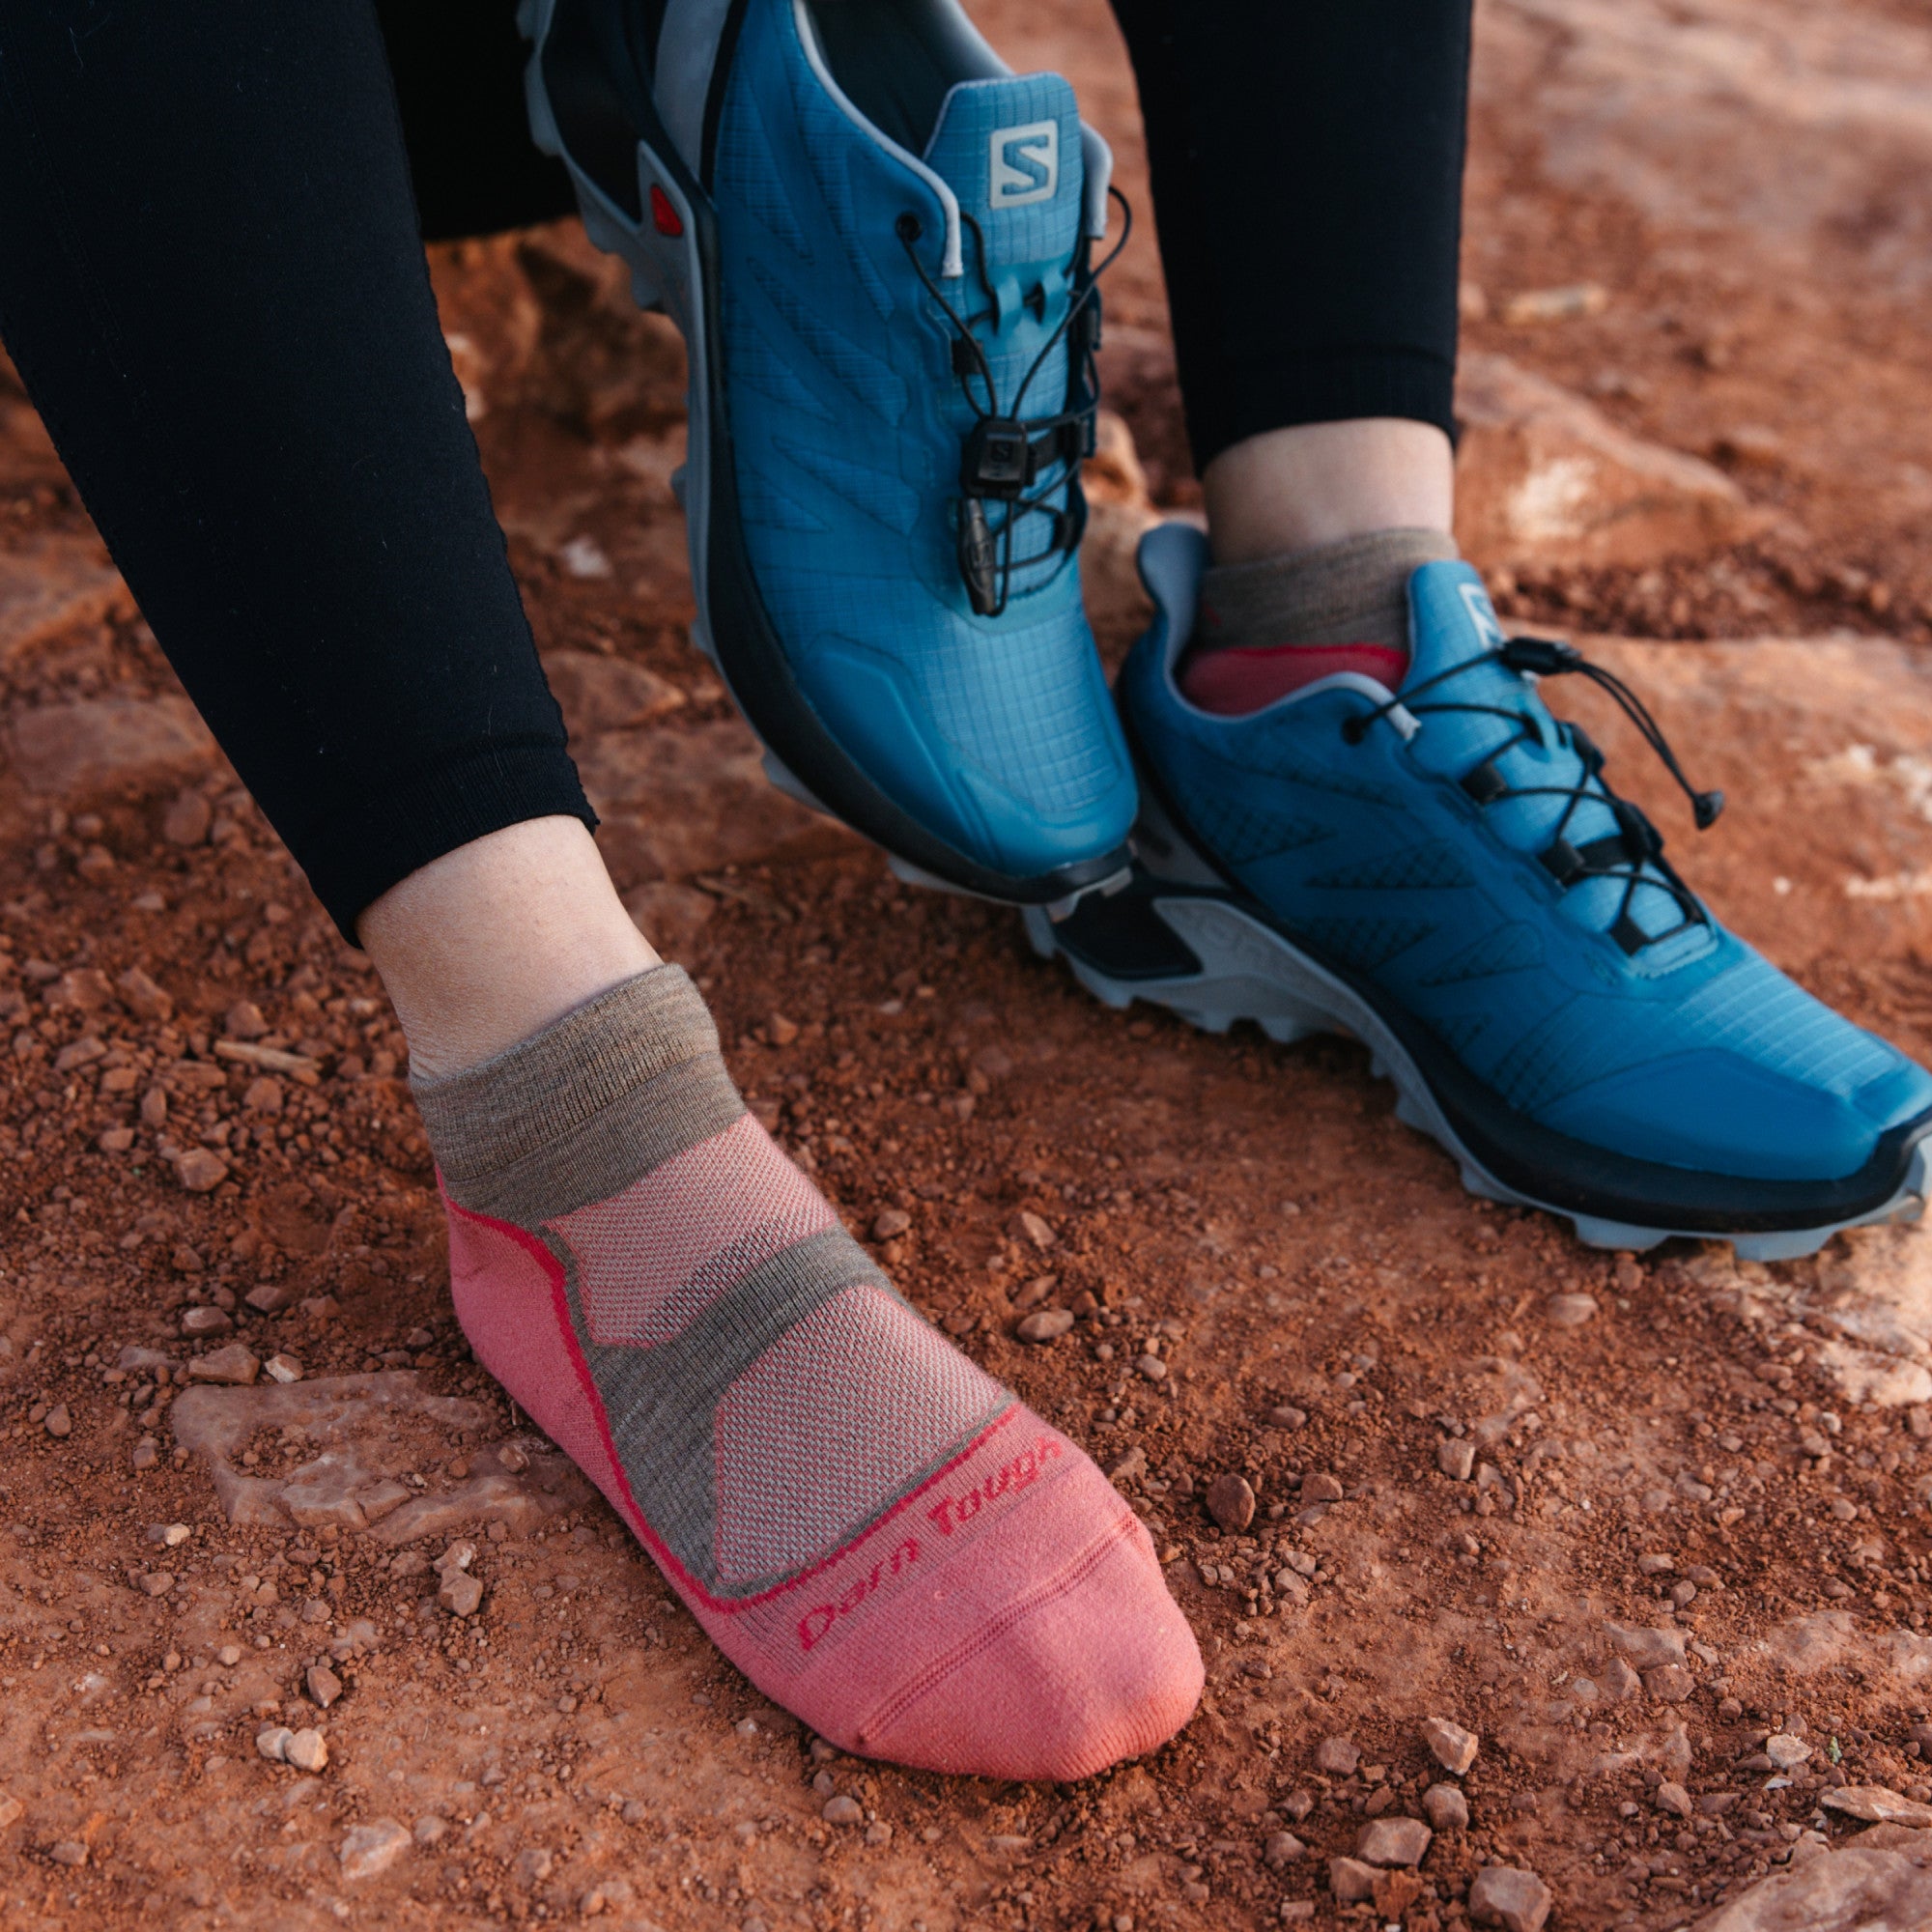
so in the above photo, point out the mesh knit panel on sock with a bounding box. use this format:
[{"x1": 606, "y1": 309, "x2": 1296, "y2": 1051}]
[
  {"x1": 713, "y1": 1283, "x2": 1004, "y2": 1583},
  {"x1": 553, "y1": 1113, "x2": 838, "y2": 1348}
]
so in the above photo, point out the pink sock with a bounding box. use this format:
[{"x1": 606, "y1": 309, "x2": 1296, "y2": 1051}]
[{"x1": 412, "y1": 966, "x2": 1202, "y2": 1779}]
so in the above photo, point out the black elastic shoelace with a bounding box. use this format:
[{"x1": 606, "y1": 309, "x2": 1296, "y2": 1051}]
[
  {"x1": 1341, "y1": 635, "x2": 1724, "y2": 956},
  {"x1": 895, "y1": 186, "x2": 1131, "y2": 617}
]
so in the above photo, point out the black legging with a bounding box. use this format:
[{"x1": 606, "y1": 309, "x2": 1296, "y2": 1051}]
[{"x1": 0, "y1": 0, "x2": 1470, "y2": 939}]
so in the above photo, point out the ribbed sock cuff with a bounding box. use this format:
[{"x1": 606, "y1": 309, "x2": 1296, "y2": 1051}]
[
  {"x1": 411, "y1": 964, "x2": 722, "y2": 1191},
  {"x1": 1198, "y1": 527, "x2": 1462, "y2": 655}
]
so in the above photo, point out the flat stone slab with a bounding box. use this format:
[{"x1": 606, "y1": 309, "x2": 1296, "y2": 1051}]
[
  {"x1": 170, "y1": 1371, "x2": 591, "y2": 1542},
  {"x1": 0, "y1": 533, "x2": 128, "y2": 663},
  {"x1": 8, "y1": 695, "x2": 213, "y2": 796}
]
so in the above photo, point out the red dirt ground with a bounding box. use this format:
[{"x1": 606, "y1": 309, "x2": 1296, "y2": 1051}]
[{"x1": 5, "y1": 3, "x2": 1932, "y2": 1928}]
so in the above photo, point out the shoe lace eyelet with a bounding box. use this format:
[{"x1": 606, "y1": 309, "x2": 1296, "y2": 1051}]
[
  {"x1": 895, "y1": 213, "x2": 923, "y2": 244},
  {"x1": 1341, "y1": 717, "x2": 1367, "y2": 747}
]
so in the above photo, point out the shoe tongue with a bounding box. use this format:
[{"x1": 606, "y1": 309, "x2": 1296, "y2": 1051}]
[
  {"x1": 923, "y1": 74, "x2": 1082, "y2": 270},
  {"x1": 1400, "y1": 561, "x2": 1708, "y2": 961}
]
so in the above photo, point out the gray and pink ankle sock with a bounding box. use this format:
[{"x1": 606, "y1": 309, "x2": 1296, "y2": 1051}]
[
  {"x1": 412, "y1": 966, "x2": 1201, "y2": 1778},
  {"x1": 1181, "y1": 526, "x2": 1461, "y2": 714}
]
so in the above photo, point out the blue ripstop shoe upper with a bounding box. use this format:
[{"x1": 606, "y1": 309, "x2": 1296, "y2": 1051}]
[
  {"x1": 707, "y1": 0, "x2": 1137, "y2": 882},
  {"x1": 1122, "y1": 553, "x2": 1932, "y2": 1182}
]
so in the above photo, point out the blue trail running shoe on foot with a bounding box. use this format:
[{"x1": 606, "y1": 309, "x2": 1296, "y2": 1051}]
[
  {"x1": 1029, "y1": 524, "x2": 1932, "y2": 1259},
  {"x1": 521, "y1": 0, "x2": 1138, "y2": 906}
]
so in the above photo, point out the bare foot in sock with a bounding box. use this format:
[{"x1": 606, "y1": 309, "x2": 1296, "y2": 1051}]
[{"x1": 412, "y1": 965, "x2": 1204, "y2": 1780}]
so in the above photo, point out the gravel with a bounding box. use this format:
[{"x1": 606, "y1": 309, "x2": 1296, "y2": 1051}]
[{"x1": 1205, "y1": 1472, "x2": 1256, "y2": 1532}]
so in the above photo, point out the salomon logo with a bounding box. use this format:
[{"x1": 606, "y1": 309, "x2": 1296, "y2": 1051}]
[
  {"x1": 1460, "y1": 581, "x2": 1507, "y2": 651},
  {"x1": 988, "y1": 121, "x2": 1059, "y2": 209}
]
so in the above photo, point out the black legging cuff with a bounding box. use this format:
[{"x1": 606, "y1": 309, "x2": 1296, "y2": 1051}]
[{"x1": 298, "y1": 744, "x2": 597, "y2": 946}]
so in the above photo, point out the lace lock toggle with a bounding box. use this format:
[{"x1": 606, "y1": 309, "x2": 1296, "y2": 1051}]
[
  {"x1": 960, "y1": 416, "x2": 1033, "y2": 500},
  {"x1": 1500, "y1": 636, "x2": 1582, "y2": 676}
]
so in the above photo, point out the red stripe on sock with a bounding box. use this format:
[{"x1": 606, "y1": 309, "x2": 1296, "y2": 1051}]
[{"x1": 1179, "y1": 639, "x2": 1407, "y2": 716}]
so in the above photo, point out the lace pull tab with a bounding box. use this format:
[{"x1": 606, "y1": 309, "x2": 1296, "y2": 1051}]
[
  {"x1": 1692, "y1": 788, "x2": 1725, "y2": 831},
  {"x1": 958, "y1": 499, "x2": 1001, "y2": 617}
]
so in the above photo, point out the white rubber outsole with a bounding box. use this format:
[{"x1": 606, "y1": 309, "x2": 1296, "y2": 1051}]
[{"x1": 1025, "y1": 893, "x2": 1930, "y2": 1262}]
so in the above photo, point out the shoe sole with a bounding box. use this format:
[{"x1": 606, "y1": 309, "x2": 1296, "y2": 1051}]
[
  {"x1": 1025, "y1": 792, "x2": 1932, "y2": 1261},
  {"x1": 519, "y1": 0, "x2": 1131, "y2": 917}
]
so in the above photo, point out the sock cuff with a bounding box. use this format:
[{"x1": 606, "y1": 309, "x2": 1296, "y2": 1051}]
[
  {"x1": 411, "y1": 964, "x2": 723, "y2": 1189},
  {"x1": 1200, "y1": 527, "x2": 1460, "y2": 647}
]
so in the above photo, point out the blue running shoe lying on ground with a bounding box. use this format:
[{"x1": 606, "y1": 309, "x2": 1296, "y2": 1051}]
[
  {"x1": 1030, "y1": 524, "x2": 1932, "y2": 1259},
  {"x1": 522, "y1": 0, "x2": 1137, "y2": 905}
]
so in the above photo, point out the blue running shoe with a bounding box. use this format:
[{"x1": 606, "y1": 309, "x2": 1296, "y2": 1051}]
[
  {"x1": 1029, "y1": 524, "x2": 1932, "y2": 1259},
  {"x1": 521, "y1": 0, "x2": 1138, "y2": 905}
]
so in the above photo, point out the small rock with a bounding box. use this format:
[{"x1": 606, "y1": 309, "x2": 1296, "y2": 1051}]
[
  {"x1": 217, "y1": 1645, "x2": 242, "y2": 1666},
  {"x1": 256, "y1": 1726, "x2": 294, "y2": 1763},
  {"x1": 1422, "y1": 1715, "x2": 1479, "y2": 1776},
  {"x1": 1603, "y1": 1658, "x2": 1642, "y2": 1701},
  {"x1": 47, "y1": 1840, "x2": 88, "y2": 1868},
  {"x1": 1264, "y1": 1831, "x2": 1306, "y2": 1869},
  {"x1": 305, "y1": 1663, "x2": 344, "y2": 1710},
  {"x1": 1821, "y1": 1784, "x2": 1932, "y2": 1827},
  {"x1": 1328, "y1": 1856, "x2": 1378, "y2": 1904},
  {"x1": 1302, "y1": 1472, "x2": 1345, "y2": 1503},
  {"x1": 1545, "y1": 1293, "x2": 1598, "y2": 1328},
  {"x1": 0, "y1": 1793, "x2": 20, "y2": 1831},
  {"x1": 1502, "y1": 282, "x2": 1608, "y2": 326},
  {"x1": 1656, "y1": 1780, "x2": 1692, "y2": 1818},
  {"x1": 1423, "y1": 1783, "x2": 1469, "y2": 1832},
  {"x1": 822, "y1": 1796, "x2": 864, "y2": 1826},
  {"x1": 870, "y1": 1209, "x2": 911, "y2": 1241},
  {"x1": 43, "y1": 1404, "x2": 71, "y2": 1438},
  {"x1": 264, "y1": 1353, "x2": 303, "y2": 1384},
  {"x1": 1107, "y1": 1447, "x2": 1148, "y2": 1486},
  {"x1": 864, "y1": 1822, "x2": 893, "y2": 1847},
  {"x1": 1267, "y1": 1405, "x2": 1307, "y2": 1429},
  {"x1": 1468, "y1": 1865, "x2": 1551, "y2": 1932},
  {"x1": 516, "y1": 1848, "x2": 554, "y2": 1884},
  {"x1": 137, "y1": 1571, "x2": 174, "y2": 1597},
  {"x1": 173, "y1": 1149, "x2": 230, "y2": 1193},
  {"x1": 225, "y1": 1000, "x2": 267, "y2": 1039},
  {"x1": 1009, "y1": 1210, "x2": 1056, "y2": 1249},
  {"x1": 339, "y1": 1819, "x2": 409, "y2": 1881},
  {"x1": 1205, "y1": 1472, "x2": 1257, "y2": 1532},
  {"x1": 188, "y1": 1344, "x2": 261, "y2": 1385},
  {"x1": 1766, "y1": 1734, "x2": 1813, "y2": 1769},
  {"x1": 180, "y1": 1305, "x2": 234, "y2": 1338},
  {"x1": 1316, "y1": 1736, "x2": 1361, "y2": 1776},
  {"x1": 1437, "y1": 1438, "x2": 1476, "y2": 1481},
  {"x1": 1356, "y1": 1817, "x2": 1432, "y2": 1867},
  {"x1": 767, "y1": 1012, "x2": 800, "y2": 1047},
  {"x1": 130, "y1": 1437, "x2": 159, "y2": 1471},
  {"x1": 285, "y1": 1729, "x2": 328, "y2": 1773},
  {"x1": 1135, "y1": 1353, "x2": 1168, "y2": 1382},
  {"x1": 438, "y1": 1572, "x2": 484, "y2": 1618},
  {"x1": 162, "y1": 788, "x2": 213, "y2": 846},
  {"x1": 413, "y1": 1816, "x2": 447, "y2": 1847},
  {"x1": 1645, "y1": 1664, "x2": 1694, "y2": 1703},
  {"x1": 244, "y1": 1284, "x2": 295, "y2": 1315},
  {"x1": 1016, "y1": 1308, "x2": 1075, "y2": 1343}
]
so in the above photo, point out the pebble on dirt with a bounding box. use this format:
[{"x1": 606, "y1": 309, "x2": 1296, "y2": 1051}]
[
  {"x1": 1205, "y1": 1471, "x2": 1256, "y2": 1532},
  {"x1": 821, "y1": 1795, "x2": 864, "y2": 1826},
  {"x1": 286, "y1": 1728, "x2": 328, "y2": 1773},
  {"x1": 339, "y1": 1819, "x2": 410, "y2": 1881},
  {"x1": 438, "y1": 1571, "x2": 483, "y2": 1617},
  {"x1": 180, "y1": 1305, "x2": 233, "y2": 1338},
  {"x1": 1423, "y1": 1782, "x2": 1470, "y2": 1832},
  {"x1": 264, "y1": 1352, "x2": 303, "y2": 1383},
  {"x1": 1328, "y1": 1856, "x2": 1378, "y2": 1904},
  {"x1": 1545, "y1": 1292, "x2": 1599, "y2": 1328},
  {"x1": 256, "y1": 1726, "x2": 294, "y2": 1763},
  {"x1": 43, "y1": 1404, "x2": 70, "y2": 1438},
  {"x1": 870, "y1": 1208, "x2": 911, "y2": 1241},
  {"x1": 1468, "y1": 1864, "x2": 1552, "y2": 1932},
  {"x1": 187, "y1": 1343, "x2": 260, "y2": 1385},
  {"x1": 1302, "y1": 1472, "x2": 1345, "y2": 1502},
  {"x1": 1657, "y1": 1779, "x2": 1692, "y2": 1817},
  {"x1": 1264, "y1": 1831, "x2": 1306, "y2": 1868},
  {"x1": 305, "y1": 1663, "x2": 344, "y2": 1709},
  {"x1": 1356, "y1": 1816, "x2": 1432, "y2": 1867},
  {"x1": 1266, "y1": 1405, "x2": 1307, "y2": 1429},
  {"x1": 1437, "y1": 1437, "x2": 1477, "y2": 1481},
  {"x1": 1016, "y1": 1308, "x2": 1075, "y2": 1343},
  {"x1": 172, "y1": 1149, "x2": 229, "y2": 1193},
  {"x1": 1422, "y1": 1715, "x2": 1480, "y2": 1776},
  {"x1": 1315, "y1": 1736, "x2": 1361, "y2": 1776}
]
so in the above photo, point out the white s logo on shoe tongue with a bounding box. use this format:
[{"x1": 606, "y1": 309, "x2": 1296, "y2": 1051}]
[
  {"x1": 1459, "y1": 580, "x2": 1507, "y2": 652},
  {"x1": 988, "y1": 121, "x2": 1059, "y2": 209}
]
